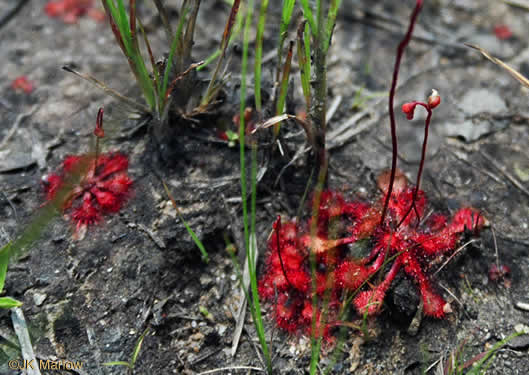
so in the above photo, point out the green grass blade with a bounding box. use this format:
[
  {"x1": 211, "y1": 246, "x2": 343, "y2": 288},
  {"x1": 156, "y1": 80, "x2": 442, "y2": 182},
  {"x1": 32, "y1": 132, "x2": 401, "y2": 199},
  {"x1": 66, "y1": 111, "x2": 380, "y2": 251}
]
[
  {"x1": 299, "y1": 0, "x2": 316, "y2": 36},
  {"x1": 202, "y1": 0, "x2": 241, "y2": 106},
  {"x1": 280, "y1": 0, "x2": 296, "y2": 37},
  {"x1": 254, "y1": 0, "x2": 269, "y2": 112},
  {"x1": 198, "y1": 49, "x2": 221, "y2": 71},
  {"x1": 324, "y1": 0, "x2": 342, "y2": 53},
  {"x1": 137, "y1": 17, "x2": 161, "y2": 106},
  {"x1": 130, "y1": 328, "x2": 149, "y2": 366},
  {"x1": 162, "y1": 181, "x2": 209, "y2": 263},
  {"x1": 113, "y1": 0, "x2": 133, "y2": 51},
  {"x1": 102, "y1": 0, "x2": 156, "y2": 111},
  {"x1": 161, "y1": 7, "x2": 190, "y2": 110},
  {"x1": 309, "y1": 186, "x2": 323, "y2": 375},
  {"x1": 274, "y1": 40, "x2": 294, "y2": 135},
  {"x1": 0, "y1": 243, "x2": 9, "y2": 292},
  {"x1": 465, "y1": 332, "x2": 524, "y2": 375},
  {"x1": 276, "y1": 0, "x2": 295, "y2": 82},
  {"x1": 102, "y1": 361, "x2": 132, "y2": 368},
  {"x1": 297, "y1": 21, "x2": 311, "y2": 109},
  {"x1": 197, "y1": 5, "x2": 244, "y2": 71},
  {"x1": 239, "y1": 0, "x2": 271, "y2": 372},
  {"x1": 0, "y1": 297, "x2": 22, "y2": 309},
  {"x1": 308, "y1": 148, "x2": 329, "y2": 375}
]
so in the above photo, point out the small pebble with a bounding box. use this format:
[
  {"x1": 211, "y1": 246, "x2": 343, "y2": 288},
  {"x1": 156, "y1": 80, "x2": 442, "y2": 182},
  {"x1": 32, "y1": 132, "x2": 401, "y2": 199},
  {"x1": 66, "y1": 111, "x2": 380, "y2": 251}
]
[
  {"x1": 191, "y1": 321, "x2": 197, "y2": 328},
  {"x1": 217, "y1": 324, "x2": 227, "y2": 336},
  {"x1": 32, "y1": 292, "x2": 47, "y2": 306},
  {"x1": 190, "y1": 332, "x2": 204, "y2": 341},
  {"x1": 515, "y1": 301, "x2": 529, "y2": 311},
  {"x1": 514, "y1": 324, "x2": 529, "y2": 334}
]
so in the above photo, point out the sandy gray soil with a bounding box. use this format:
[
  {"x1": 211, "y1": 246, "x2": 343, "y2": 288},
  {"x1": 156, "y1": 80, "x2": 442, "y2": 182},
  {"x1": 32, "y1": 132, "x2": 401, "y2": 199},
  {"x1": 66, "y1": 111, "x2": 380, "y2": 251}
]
[{"x1": 0, "y1": 0, "x2": 528, "y2": 374}]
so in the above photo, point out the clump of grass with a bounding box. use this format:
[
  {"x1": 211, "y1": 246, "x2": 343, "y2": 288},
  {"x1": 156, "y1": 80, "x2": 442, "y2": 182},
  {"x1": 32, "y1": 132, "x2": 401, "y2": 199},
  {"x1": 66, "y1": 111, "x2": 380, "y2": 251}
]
[
  {"x1": 424, "y1": 331, "x2": 525, "y2": 375},
  {"x1": 103, "y1": 327, "x2": 149, "y2": 374},
  {"x1": 65, "y1": 0, "x2": 241, "y2": 156}
]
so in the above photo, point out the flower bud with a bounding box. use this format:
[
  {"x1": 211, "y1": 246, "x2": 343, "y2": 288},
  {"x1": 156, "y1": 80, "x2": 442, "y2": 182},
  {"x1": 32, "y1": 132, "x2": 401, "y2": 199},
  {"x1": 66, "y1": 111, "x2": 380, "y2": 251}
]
[
  {"x1": 402, "y1": 102, "x2": 417, "y2": 120},
  {"x1": 427, "y1": 89, "x2": 441, "y2": 109},
  {"x1": 93, "y1": 108, "x2": 104, "y2": 138}
]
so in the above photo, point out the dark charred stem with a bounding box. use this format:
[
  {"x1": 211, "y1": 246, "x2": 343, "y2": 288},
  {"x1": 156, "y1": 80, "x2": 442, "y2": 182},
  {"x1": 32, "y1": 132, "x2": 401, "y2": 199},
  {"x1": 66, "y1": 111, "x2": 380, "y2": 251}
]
[
  {"x1": 380, "y1": 0, "x2": 423, "y2": 226},
  {"x1": 94, "y1": 108, "x2": 105, "y2": 171}
]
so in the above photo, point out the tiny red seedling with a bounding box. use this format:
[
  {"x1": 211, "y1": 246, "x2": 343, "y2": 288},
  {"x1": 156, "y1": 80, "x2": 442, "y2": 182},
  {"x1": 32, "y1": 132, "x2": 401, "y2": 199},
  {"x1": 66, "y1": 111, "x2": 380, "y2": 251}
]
[
  {"x1": 45, "y1": 0, "x2": 105, "y2": 24},
  {"x1": 11, "y1": 76, "x2": 35, "y2": 94}
]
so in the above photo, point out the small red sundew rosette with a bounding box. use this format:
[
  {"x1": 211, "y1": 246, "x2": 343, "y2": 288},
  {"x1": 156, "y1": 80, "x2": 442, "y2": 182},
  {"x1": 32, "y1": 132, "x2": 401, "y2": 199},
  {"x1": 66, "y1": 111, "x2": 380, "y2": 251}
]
[
  {"x1": 43, "y1": 153, "x2": 132, "y2": 239},
  {"x1": 42, "y1": 108, "x2": 132, "y2": 239},
  {"x1": 11, "y1": 76, "x2": 35, "y2": 94},
  {"x1": 493, "y1": 24, "x2": 513, "y2": 40},
  {"x1": 45, "y1": 0, "x2": 105, "y2": 24}
]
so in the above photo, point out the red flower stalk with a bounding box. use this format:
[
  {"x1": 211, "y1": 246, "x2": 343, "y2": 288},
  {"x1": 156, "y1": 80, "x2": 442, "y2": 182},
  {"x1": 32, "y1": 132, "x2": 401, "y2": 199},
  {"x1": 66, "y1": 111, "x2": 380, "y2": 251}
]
[
  {"x1": 398, "y1": 89, "x2": 441, "y2": 226},
  {"x1": 42, "y1": 109, "x2": 132, "y2": 238},
  {"x1": 381, "y1": 0, "x2": 424, "y2": 226}
]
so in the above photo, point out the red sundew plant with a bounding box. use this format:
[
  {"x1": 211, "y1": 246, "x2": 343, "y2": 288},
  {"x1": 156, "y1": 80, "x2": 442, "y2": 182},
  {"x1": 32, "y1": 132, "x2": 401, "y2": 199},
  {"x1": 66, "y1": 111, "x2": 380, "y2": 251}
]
[
  {"x1": 45, "y1": 0, "x2": 105, "y2": 24},
  {"x1": 258, "y1": 176, "x2": 485, "y2": 340},
  {"x1": 258, "y1": 0, "x2": 487, "y2": 341},
  {"x1": 11, "y1": 76, "x2": 35, "y2": 94},
  {"x1": 42, "y1": 108, "x2": 132, "y2": 239},
  {"x1": 493, "y1": 24, "x2": 513, "y2": 40}
]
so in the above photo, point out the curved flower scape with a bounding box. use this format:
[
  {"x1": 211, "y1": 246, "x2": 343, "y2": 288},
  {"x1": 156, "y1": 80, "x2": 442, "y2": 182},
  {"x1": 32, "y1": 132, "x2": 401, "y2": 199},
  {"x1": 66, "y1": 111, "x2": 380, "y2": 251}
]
[
  {"x1": 258, "y1": 170, "x2": 485, "y2": 340},
  {"x1": 43, "y1": 153, "x2": 132, "y2": 238}
]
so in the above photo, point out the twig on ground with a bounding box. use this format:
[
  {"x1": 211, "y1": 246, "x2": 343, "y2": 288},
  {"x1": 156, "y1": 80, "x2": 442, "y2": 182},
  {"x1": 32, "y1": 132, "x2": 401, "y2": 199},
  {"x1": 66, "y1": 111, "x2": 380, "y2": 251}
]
[
  {"x1": 433, "y1": 239, "x2": 480, "y2": 277},
  {"x1": 326, "y1": 95, "x2": 343, "y2": 123},
  {"x1": 197, "y1": 366, "x2": 265, "y2": 375},
  {"x1": 0, "y1": 106, "x2": 39, "y2": 150},
  {"x1": 327, "y1": 72, "x2": 432, "y2": 150},
  {"x1": 223, "y1": 200, "x2": 252, "y2": 359},
  {"x1": 274, "y1": 145, "x2": 311, "y2": 186},
  {"x1": 437, "y1": 283, "x2": 471, "y2": 320},
  {"x1": 189, "y1": 347, "x2": 223, "y2": 366},
  {"x1": 515, "y1": 301, "x2": 529, "y2": 311},
  {"x1": 12, "y1": 307, "x2": 41, "y2": 375},
  {"x1": 479, "y1": 150, "x2": 529, "y2": 198},
  {"x1": 344, "y1": 8, "x2": 467, "y2": 52},
  {"x1": 1, "y1": 191, "x2": 18, "y2": 222},
  {"x1": 491, "y1": 226, "x2": 501, "y2": 270},
  {"x1": 445, "y1": 147, "x2": 506, "y2": 185},
  {"x1": 130, "y1": 223, "x2": 166, "y2": 249},
  {"x1": 0, "y1": 0, "x2": 30, "y2": 30},
  {"x1": 502, "y1": 0, "x2": 529, "y2": 11}
]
